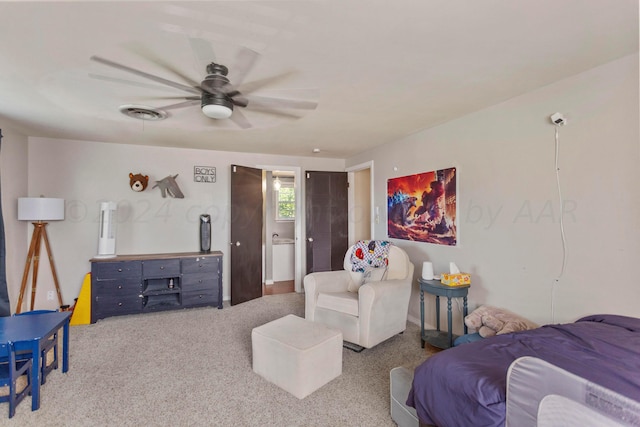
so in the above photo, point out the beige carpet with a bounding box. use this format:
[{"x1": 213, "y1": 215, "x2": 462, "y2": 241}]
[{"x1": 1, "y1": 293, "x2": 433, "y2": 426}]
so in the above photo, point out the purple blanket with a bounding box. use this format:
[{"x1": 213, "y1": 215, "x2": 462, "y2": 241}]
[{"x1": 407, "y1": 314, "x2": 640, "y2": 427}]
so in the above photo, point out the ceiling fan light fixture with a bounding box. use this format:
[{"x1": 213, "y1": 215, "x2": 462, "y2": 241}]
[
  {"x1": 201, "y1": 103, "x2": 233, "y2": 119},
  {"x1": 201, "y1": 92, "x2": 234, "y2": 119}
]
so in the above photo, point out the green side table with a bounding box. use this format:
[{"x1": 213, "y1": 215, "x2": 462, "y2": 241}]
[{"x1": 419, "y1": 278, "x2": 469, "y2": 349}]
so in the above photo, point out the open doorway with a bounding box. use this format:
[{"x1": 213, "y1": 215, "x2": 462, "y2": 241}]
[
  {"x1": 347, "y1": 161, "x2": 374, "y2": 243},
  {"x1": 260, "y1": 166, "x2": 302, "y2": 295}
]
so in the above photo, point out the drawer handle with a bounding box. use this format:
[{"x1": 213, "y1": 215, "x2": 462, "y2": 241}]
[
  {"x1": 118, "y1": 302, "x2": 123, "y2": 306},
  {"x1": 198, "y1": 279, "x2": 203, "y2": 283},
  {"x1": 160, "y1": 266, "x2": 164, "y2": 270},
  {"x1": 118, "y1": 285, "x2": 122, "y2": 289},
  {"x1": 118, "y1": 268, "x2": 123, "y2": 272}
]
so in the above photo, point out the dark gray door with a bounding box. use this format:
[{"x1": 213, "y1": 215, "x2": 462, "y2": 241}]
[
  {"x1": 230, "y1": 165, "x2": 263, "y2": 305},
  {"x1": 305, "y1": 171, "x2": 348, "y2": 273}
]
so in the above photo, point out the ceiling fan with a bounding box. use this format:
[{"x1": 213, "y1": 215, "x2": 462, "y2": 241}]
[{"x1": 89, "y1": 40, "x2": 317, "y2": 129}]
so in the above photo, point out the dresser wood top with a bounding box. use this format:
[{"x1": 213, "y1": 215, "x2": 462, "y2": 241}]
[{"x1": 90, "y1": 251, "x2": 223, "y2": 262}]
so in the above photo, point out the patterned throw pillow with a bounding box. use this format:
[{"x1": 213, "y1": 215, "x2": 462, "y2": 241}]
[
  {"x1": 350, "y1": 240, "x2": 391, "y2": 272},
  {"x1": 347, "y1": 240, "x2": 391, "y2": 292}
]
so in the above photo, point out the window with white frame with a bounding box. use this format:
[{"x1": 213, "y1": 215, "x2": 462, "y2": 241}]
[{"x1": 274, "y1": 179, "x2": 295, "y2": 221}]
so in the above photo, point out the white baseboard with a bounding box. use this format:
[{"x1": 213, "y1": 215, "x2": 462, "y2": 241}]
[
  {"x1": 407, "y1": 313, "x2": 436, "y2": 330},
  {"x1": 407, "y1": 314, "x2": 420, "y2": 326}
]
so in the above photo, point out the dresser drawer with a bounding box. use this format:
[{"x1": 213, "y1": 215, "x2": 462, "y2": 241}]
[
  {"x1": 142, "y1": 259, "x2": 180, "y2": 278},
  {"x1": 92, "y1": 261, "x2": 142, "y2": 280},
  {"x1": 93, "y1": 278, "x2": 142, "y2": 297},
  {"x1": 182, "y1": 289, "x2": 217, "y2": 306},
  {"x1": 93, "y1": 295, "x2": 142, "y2": 318},
  {"x1": 182, "y1": 273, "x2": 215, "y2": 291},
  {"x1": 181, "y1": 256, "x2": 219, "y2": 274}
]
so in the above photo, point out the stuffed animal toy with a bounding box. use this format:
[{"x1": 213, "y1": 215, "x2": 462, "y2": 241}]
[
  {"x1": 129, "y1": 173, "x2": 149, "y2": 192},
  {"x1": 464, "y1": 305, "x2": 538, "y2": 338}
]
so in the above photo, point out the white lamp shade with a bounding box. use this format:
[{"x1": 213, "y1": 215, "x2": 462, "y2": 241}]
[
  {"x1": 201, "y1": 104, "x2": 233, "y2": 119},
  {"x1": 18, "y1": 197, "x2": 65, "y2": 221}
]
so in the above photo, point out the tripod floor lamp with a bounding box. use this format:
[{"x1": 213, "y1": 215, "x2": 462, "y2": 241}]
[{"x1": 16, "y1": 197, "x2": 65, "y2": 313}]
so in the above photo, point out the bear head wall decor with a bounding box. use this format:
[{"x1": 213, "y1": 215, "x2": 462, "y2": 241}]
[{"x1": 129, "y1": 173, "x2": 149, "y2": 192}]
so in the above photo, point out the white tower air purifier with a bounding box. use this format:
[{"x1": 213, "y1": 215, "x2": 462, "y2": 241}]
[{"x1": 96, "y1": 201, "x2": 117, "y2": 258}]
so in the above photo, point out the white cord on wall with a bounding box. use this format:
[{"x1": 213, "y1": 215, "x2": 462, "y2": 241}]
[
  {"x1": 551, "y1": 117, "x2": 568, "y2": 323},
  {"x1": 554, "y1": 126, "x2": 568, "y2": 278}
]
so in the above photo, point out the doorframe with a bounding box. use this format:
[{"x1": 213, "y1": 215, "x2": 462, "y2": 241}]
[
  {"x1": 257, "y1": 165, "x2": 302, "y2": 293},
  {"x1": 346, "y1": 160, "x2": 374, "y2": 242}
]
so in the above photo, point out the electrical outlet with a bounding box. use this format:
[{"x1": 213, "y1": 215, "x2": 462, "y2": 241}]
[{"x1": 47, "y1": 291, "x2": 55, "y2": 301}]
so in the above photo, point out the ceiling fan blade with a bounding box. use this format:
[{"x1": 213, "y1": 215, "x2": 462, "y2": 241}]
[
  {"x1": 230, "y1": 95, "x2": 249, "y2": 108},
  {"x1": 229, "y1": 108, "x2": 252, "y2": 129},
  {"x1": 155, "y1": 100, "x2": 201, "y2": 111},
  {"x1": 230, "y1": 46, "x2": 260, "y2": 88},
  {"x1": 138, "y1": 95, "x2": 201, "y2": 102},
  {"x1": 126, "y1": 43, "x2": 202, "y2": 88},
  {"x1": 90, "y1": 56, "x2": 201, "y2": 96},
  {"x1": 88, "y1": 73, "x2": 172, "y2": 91},
  {"x1": 246, "y1": 95, "x2": 318, "y2": 111},
  {"x1": 235, "y1": 71, "x2": 297, "y2": 96},
  {"x1": 244, "y1": 105, "x2": 302, "y2": 119},
  {"x1": 189, "y1": 37, "x2": 216, "y2": 72}
]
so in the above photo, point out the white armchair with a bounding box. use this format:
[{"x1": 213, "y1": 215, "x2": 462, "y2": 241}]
[{"x1": 304, "y1": 244, "x2": 414, "y2": 350}]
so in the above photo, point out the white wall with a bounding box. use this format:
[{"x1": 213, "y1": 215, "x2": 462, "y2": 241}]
[
  {"x1": 17, "y1": 138, "x2": 343, "y2": 307},
  {"x1": 347, "y1": 54, "x2": 640, "y2": 332},
  {"x1": 0, "y1": 123, "x2": 28, "y2": 310}
]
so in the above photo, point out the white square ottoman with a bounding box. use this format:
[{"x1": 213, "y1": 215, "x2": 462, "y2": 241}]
[{"x1": 252, "y1": 314, "x2": 342, "y2": 399}]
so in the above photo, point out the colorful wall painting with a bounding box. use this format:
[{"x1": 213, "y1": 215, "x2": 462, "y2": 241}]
[{"x1": 387, "y1": 167, "x2": 457, "y2": 245}]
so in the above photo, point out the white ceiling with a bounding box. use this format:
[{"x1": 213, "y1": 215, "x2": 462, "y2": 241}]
[{"x1": 0, "y1": 1, "x2": 637, "y2": 158}]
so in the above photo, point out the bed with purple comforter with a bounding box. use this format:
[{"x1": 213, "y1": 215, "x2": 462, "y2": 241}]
[{"x1": 407, "y1": 314, "x2": 640, "y2": 427}]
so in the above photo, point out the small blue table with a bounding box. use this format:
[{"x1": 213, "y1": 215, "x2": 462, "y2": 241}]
[
  {"x1": 0, "y1": 311, "x2": 71, "y2": 411},
  {"x1": 419, "y1": 279, "x2": 469, "y2": 349}
]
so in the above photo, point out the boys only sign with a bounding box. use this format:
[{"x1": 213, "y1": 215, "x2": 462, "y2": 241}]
[{"x1": 194, "y1": 166, "x2": 216, "y2": 183}]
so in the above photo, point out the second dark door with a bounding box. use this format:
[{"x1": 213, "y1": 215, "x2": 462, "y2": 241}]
[{"x1": 305, "y1": 171, "x2": 348, "y2": 273}]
